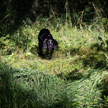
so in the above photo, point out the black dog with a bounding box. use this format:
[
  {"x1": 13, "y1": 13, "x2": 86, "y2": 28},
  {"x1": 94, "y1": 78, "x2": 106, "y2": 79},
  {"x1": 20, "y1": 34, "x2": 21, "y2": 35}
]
[{"x1": 38, "y1": 28, "x2": 58, "y2": 59}]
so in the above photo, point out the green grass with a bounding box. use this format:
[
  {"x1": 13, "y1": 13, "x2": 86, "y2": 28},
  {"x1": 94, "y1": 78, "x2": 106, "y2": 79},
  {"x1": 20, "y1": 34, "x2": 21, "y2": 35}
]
[{"x1": 1, "y1": 23, "x2": 108, "y2": 108}]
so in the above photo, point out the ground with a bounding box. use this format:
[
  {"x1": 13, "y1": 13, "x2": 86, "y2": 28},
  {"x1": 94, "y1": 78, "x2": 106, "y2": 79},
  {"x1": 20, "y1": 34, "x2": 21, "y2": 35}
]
[{"x1": 0, "y1": 26, "x2": 108, "y2": 108}]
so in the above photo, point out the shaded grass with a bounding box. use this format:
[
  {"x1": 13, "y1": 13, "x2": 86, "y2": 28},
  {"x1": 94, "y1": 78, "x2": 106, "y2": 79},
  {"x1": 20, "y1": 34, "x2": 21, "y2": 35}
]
[
  {"x1": 0, "y1": 60, "x2": 108, "y2": 108},
  {"x1": 0, "y1": 61, "x2": 65, "y2": 108}
]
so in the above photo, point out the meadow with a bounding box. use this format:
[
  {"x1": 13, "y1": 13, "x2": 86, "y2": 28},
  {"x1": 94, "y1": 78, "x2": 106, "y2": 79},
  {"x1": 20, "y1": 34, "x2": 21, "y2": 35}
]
[{"x1": 0, "y1": 19, "x2": 108, "y2": 108}]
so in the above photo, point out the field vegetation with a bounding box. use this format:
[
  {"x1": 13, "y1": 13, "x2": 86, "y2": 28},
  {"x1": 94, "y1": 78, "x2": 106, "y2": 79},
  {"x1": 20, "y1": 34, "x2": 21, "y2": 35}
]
[{"x1": 1, "y1": 0, "x2": 108, "y2": 108}]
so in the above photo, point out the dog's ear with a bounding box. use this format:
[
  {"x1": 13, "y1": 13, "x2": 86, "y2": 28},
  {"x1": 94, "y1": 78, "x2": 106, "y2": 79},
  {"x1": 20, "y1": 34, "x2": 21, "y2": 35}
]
[
  {"x1": 53, "y1": 40, "x2": 58, "y2": 49},
  {"x1": 42, "y1": 39, "x2": 48, "y2": 49}
]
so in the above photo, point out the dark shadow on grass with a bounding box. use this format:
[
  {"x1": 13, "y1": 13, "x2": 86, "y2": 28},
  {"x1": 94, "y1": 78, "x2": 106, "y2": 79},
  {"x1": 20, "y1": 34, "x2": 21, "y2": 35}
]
[
  {"x1": 0, "y1": 63, "x2": 14, "y2": 108},
  {"x1": 69, "y1": 43, "x2": 108, "y2": 70},
  {"x1": 58, "y1": 43, "x2": 108, "y2": 82},
  {"x1": 99, "y1": 75, "x2": 108, "y2": 108},
  {"x1": 82, "y1": 54, "x2": 107, "y2": 69},
  {"x1": 82, "y1": 42, "x2": 108, "y2": 70},
  {"x1": 0, "y1": 61, "x2": 77, "y2": 108},
  {"x1": 57, "y1": 69, "x2": 83, "y2": 81}
]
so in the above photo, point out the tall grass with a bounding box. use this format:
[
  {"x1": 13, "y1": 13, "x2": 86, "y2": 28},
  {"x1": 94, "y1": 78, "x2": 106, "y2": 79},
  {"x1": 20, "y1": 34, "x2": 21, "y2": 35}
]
[
  {"x1": 0, "y1": 60, "x2": 108, "y2": 108},
  {"x1": 1, "y1": 17, "x2": 108, "y2": 108}
]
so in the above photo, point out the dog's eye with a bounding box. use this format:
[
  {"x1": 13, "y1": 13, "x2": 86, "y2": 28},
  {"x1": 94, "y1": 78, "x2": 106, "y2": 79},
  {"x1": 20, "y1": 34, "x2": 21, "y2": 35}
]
[{"x1": 49, "y1": 40, "x2": 53, "y2": 44}]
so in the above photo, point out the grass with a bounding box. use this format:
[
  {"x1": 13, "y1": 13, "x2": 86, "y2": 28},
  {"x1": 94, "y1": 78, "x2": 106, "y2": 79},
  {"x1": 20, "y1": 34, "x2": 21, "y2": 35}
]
[{"x1": 1, "y1": 22, "x2": 108, "y2": 108}]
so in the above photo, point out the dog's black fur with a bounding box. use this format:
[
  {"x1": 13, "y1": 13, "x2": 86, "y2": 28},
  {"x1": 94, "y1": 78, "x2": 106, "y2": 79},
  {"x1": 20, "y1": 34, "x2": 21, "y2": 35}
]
[{"x1": 38, "y1": 28, "x2": 58, "y2": 59}]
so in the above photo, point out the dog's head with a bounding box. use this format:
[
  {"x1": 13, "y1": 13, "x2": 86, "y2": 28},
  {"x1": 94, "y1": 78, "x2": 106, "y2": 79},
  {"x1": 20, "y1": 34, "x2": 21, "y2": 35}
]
[
  {"x1": 47, "y1": 39, "x2": 54, "y2": 50},
  {"x1": 42, "y1": 39, "x2": 53, "y2": 49},
  {"x1": 43, "y1": 39, "x2": 58, "y2": 50}
]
